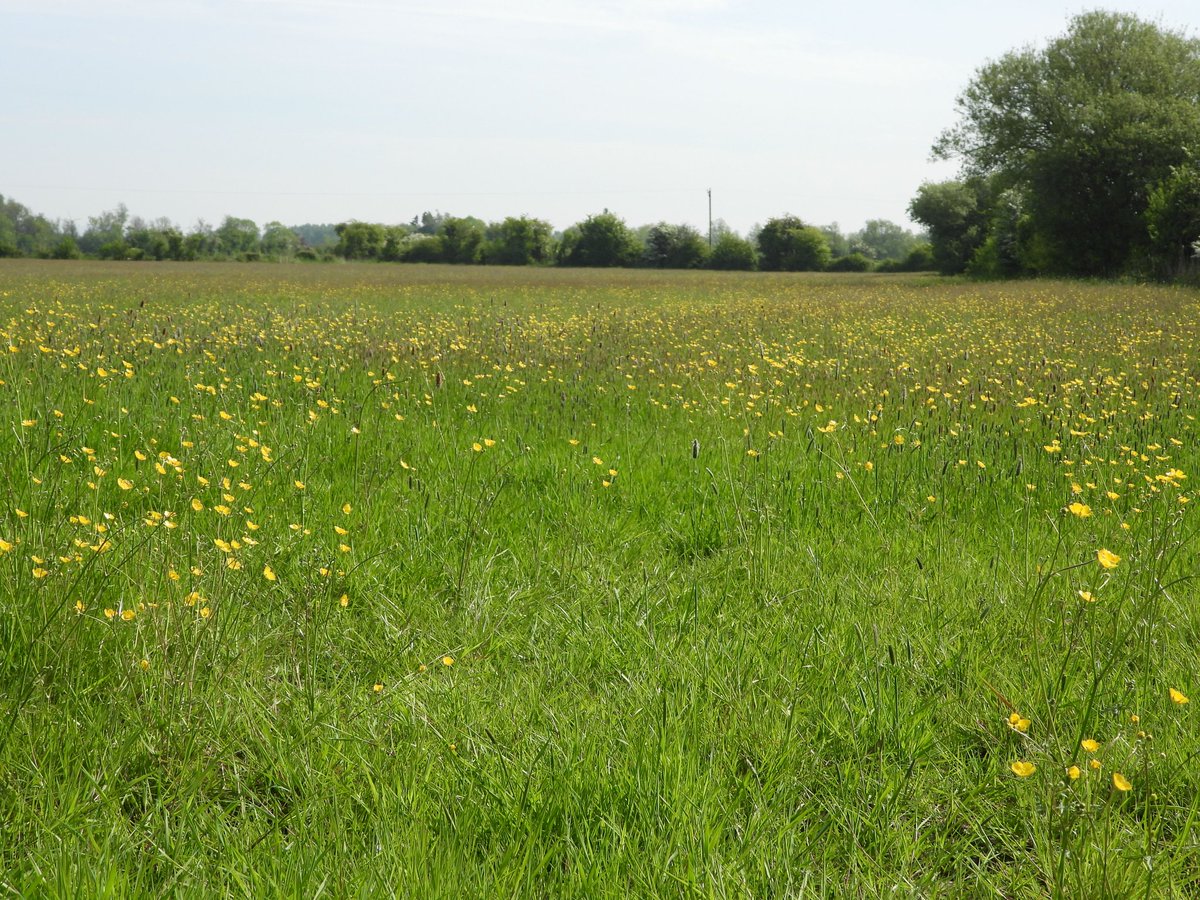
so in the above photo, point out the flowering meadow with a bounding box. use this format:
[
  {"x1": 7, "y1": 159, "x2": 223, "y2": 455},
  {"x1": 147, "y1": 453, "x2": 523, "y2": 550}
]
[{"x1": 1, "y1": 261, "x2": 1198, "y2": 896}]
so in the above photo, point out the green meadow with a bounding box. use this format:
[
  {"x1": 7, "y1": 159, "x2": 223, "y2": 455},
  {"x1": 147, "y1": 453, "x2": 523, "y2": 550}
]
[{"x1": 1, "y1": 261, "x2": 1198, "y2": 897}]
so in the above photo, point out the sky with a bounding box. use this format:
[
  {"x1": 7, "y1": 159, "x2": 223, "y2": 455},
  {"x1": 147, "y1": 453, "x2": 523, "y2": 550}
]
[{"x1": 2, "y1": 0, "x2": 1197, "y2": 237}]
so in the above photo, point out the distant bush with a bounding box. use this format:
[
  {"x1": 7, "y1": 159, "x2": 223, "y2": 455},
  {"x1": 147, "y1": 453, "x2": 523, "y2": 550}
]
[
  {"x1": 901, "y1": 243, "x2": 935, "y2": 271},
  {"x1": 1147, "y1": 165, "x2": 1200, "y2": 276},
  {"x1": 877, "y1": 244, "x2": 937, "y2": 273},
  {"x1": 403, "y1": 236, "x2": 445, "y2": 263},
  {"x1": 97, "y1": 240, "x2": 128, "y2": 260},
  {"x1": 827, "y1": 253, "x2": 873, "y2": 272},
  {"x1": 483, "y1": 216, "x2": 554, "y2": 266},
  {"x1": 706, "y1": 233, "x2": 757, "y2": 270},
  {"x1": 643, "y1": 223, "x2": 708, "y2": 269},
  {"x1": 559, "y1": 212, "x2": 642, "y2": 267},
  {"x1": 52, "y1": 237, "x2": 83, "y2": 260},
  {"x1": 757, "y1": 217, "x2": 832, "y2": 271}
]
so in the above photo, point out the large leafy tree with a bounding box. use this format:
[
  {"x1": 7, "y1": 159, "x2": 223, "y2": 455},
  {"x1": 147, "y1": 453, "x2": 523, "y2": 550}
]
[
  {"x1": 558, "y1": 211, "x2": 642, "y2": 268},
  {"x1": 756, "y1": 216, "x2": 831, "y2": 271},
  {"x1": 1146, "y1": 163, "x2": 1200, "y2": 272},
  {"x1": 484, "y1": 216, "x2": 554, "y2": 266},
  {"x1": 438, "y1": 216, "x2": 487, "y2": 264},
  {"x1": 851, "y1": 219, "x2": 921, "y2": 261},
  {"x1": 908, "y1": 179, "x2": 993, "y2": 275},
  {"x1": 334, "y1": 221, "x2": 386, "y2": 260},
  {"x1": 933, "y1": 11, "x2": 1200, "y2": 276},
  {"x1": 642, "y1": 222, "x2": 707, "y2": 269},
  {"x1": 706, "y1": 233, "x2": 757, "y2": 271},
  {"x1": 216, "y1": 216, "x2": 260, "y2": 257}
]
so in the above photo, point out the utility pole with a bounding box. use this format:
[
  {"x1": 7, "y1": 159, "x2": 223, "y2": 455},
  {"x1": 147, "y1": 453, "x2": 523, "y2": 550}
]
[{"x1": 707, "y1": 188, "x2": 713, "y2": 249}]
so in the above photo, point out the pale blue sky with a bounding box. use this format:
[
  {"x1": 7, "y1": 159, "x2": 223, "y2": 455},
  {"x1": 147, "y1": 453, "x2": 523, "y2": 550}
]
[{"x1": 2, "y1": 1, "x2": 1196, "y2": 235}]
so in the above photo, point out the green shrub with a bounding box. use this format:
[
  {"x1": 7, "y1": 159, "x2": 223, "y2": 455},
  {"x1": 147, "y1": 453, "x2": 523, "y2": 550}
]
[{"x1": 828, "y1": 253, "x2": 873, "y2": 272}]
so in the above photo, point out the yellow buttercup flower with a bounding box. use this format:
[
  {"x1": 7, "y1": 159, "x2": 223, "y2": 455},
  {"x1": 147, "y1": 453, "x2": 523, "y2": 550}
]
[
  {"x1": 1007, "y1": 712, "x2": 1030, "y2": 733},
  {"x1": 1112, "y1": 772, "x2": 1132, "y2": 792},
  {"x1": 1169, "y1": 688, "x2": 1189, "y2": 705},
  {"x1": 1096, "y1": 548, "x2": 1121, "y2": 569},
  {"x1": 1011, "y1": 760, "x2": 1036, "y2": 777}
]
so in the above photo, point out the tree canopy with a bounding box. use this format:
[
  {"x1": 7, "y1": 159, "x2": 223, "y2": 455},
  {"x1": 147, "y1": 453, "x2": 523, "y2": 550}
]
[
  {"x1": 558, "y1": 211, "x2": 642, "y2": 268},
  {"x1": 0, "y1": 190, "x2": 934, "y2": 274},
  {"x1": 931, "y1": 11, "x2": 1200, "y2": 277},
  {"x1": 756, "y1": 216, "x2": 832, "y2": 272}
]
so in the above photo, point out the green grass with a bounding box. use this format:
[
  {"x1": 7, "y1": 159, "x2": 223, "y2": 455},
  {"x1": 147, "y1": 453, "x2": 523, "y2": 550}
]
[{"x1": 1, "y1": 260, "x2": 1199, "y2": 896}]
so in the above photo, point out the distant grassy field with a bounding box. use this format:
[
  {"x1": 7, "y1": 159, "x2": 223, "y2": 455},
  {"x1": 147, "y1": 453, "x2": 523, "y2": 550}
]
[{"x1": 1, "y1": 260, "x2": 1198, "y2": 897}]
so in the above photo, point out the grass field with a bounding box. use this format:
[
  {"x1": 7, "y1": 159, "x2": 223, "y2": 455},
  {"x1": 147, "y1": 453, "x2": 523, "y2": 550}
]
[{"x1": 1, "y1": 260, "x2": 1199, "y2": 896}]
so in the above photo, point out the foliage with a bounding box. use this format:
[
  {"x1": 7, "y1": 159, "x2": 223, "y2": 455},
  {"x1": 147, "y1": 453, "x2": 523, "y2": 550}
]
[
  {"x1": 705, "y1": 232, "x2": 757, "y2": 270},
  {"x1": 558, "y1": 211, "x2": 642, "y2": 267},
  {"x1": 260, "y1": 222, "x2": 302, "y2": 260},
  {"x1": 850, "y1": 219, "x2": 922, "y2": 261},
  {"x1": 642, "y1": 222, "x2": 708, "y2": 269},
  {"x1": 410, "y1": 210, "x2": 450, "y2": 235},
  {"x1": 908, "y1": 180, "x2": 992, "y2": 275},
  {"x1": 291, "y1": 223, "x2": 339, "y2": 249},
  {"x1": 965, "y1": 189, "x2": 1037, "y2": 278},
  {"x1": 216, "y1": 216, "x2": 260, "y2": 257},
  {"x1": 933, "y1": 11, "x2": 1200, "y2": 276},
  {"x1": 438, "y1": 217, "x2": 487, "y2": 265},
  {"x1": 79, "y1": 204, "x2": 129, "y2": 256},
  {"x1": 50, "y1": 237, "x2": 82, "y2": 260},
  {"x1": 402, "y1": 235, "x2": 444, "y2": 263},
  {"x1": 827, "y1": 253, "x2": 873, "y2": 272},
  {"x1": 1146, "y1": 164, "x2": 1200, "y2": 274},
  {"x1": 819, "y1": 223, "x2": 851, "y2": 258},
  {"x1": 483, "y1": 216, "x2": 554, "y2": 266},
  {"x1": 756, "y1": 216, "x2": 831, "y2": 271},
  {"x1": 899, "y1": 243, "x2": 935, "y2": 272},
  {"x1": 335, "y1": 222, "x2": 388, "y2": 260}
]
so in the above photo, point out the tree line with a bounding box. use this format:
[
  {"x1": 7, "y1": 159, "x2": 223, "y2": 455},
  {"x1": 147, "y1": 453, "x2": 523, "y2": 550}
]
[
  {"x1": 13, "y1": 12, "x2": 1194, "y2": 282},
  {"x1": 0, "y1": 199, "x2": 335, "y2": 263},
  {"x1": 910, "y1": 10, "x2": 1200, "y2": 281},
  {"x1": 328, "y1": 212, "x2": 931, "y2": 271},
  {"x1": 0, "y1": 196, "x2": 931, "y2": 272}
]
